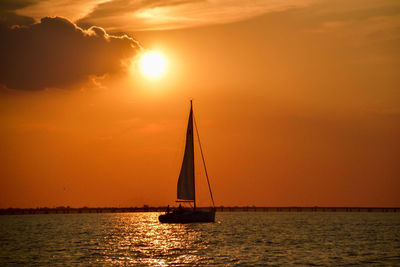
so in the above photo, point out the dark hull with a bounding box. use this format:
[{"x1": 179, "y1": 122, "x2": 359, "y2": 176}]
[{"x1": 159, "y1": 209, "x2": 215, "y2": 223}]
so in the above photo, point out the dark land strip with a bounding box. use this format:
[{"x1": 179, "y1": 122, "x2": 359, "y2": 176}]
[{"x1": 1, "y1": 206, "x2": 399, "y2": 215}]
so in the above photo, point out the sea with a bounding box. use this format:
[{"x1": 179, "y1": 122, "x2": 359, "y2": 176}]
[{"x1": 1, "y1": 212, "x2": 399, "y2": 265}]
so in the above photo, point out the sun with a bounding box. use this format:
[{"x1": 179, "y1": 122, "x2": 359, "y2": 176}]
[{"x1": 139, "y1": 51, "x2": 167, "y2": 78}]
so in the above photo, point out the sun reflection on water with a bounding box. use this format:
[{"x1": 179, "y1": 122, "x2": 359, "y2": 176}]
[{"x1": 104, "y1": 212, "x2": 206, "y2": 265}]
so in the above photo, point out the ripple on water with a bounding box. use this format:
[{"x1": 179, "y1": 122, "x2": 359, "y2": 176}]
[{"x1": 0, "y1": 212, "x2": 399, "y2": 265}]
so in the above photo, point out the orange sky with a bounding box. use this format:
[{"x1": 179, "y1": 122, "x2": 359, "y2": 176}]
[{"x1": 0, "y1": 0, "x2": 399, "y2": 208}]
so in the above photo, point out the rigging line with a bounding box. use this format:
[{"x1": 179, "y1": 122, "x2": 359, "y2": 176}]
[{"x1": 193, "y1": 113, "x2": 215, "y2": 207}]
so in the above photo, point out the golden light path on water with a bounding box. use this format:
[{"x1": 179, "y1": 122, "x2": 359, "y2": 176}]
[{"x1": 103, "y1": 213, "x2": 206, "y2": 265}]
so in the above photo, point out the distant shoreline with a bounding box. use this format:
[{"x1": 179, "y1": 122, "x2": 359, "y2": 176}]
[{"x1": 1, "y1": 206, "x2": 399, "y2": 215}]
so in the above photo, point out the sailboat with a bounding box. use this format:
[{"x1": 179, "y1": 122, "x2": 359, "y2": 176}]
[{"x1": 159, "y1": 100, "x2": 216, "y2": 223}]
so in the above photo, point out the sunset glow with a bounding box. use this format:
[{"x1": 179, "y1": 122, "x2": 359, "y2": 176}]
[
  {"x1": 0, "y1": 0, "x2": 399, "y2": 209},
  {"x1": 1, "y1": 1, "x2": 399, "y2": 265}
]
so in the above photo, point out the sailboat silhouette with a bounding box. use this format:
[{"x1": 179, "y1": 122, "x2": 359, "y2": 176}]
[{"x1": 159, "y1": 100, "x2": 216, "y2": 223}]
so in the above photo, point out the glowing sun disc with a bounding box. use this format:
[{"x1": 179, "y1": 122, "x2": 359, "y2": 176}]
[{"x1": 139, "y1": 51, "x2": 166, "y2": 78}]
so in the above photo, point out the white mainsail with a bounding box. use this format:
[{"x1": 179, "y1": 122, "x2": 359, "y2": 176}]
[{"x1": 177, "y1": 102, "x2": 195, "y2": 200}]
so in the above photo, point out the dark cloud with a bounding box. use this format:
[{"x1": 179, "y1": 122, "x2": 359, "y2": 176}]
[
  {"x1": 0, "y1": 0, "x2": 39, "y2": 10},
  {"x1": 0, "y1": 16, "x2": 140, "y2": 91},
  {"x1": 0, "y1": 0, "x2": 41, "y2": 27},
  {"x1": 0, "y1": 12, "x2": 35, "y2": 27}
]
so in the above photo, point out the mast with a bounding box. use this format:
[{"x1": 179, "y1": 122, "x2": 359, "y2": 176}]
[{"x1": 191, "y1": 100, "x2": 196, "y2": 210}]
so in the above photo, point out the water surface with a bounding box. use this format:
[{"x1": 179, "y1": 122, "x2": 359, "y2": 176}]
[{"x1": 1, "y1": 212, "x2": 399, "y2": 265}]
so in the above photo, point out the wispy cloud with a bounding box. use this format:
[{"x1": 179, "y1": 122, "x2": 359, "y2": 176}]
[
  {"x1": 16, "y1": 0, "x2": 316, "y2": 32},
  {"x1": 14, "y1": 0, "x2": 111, "y2": 23}
]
